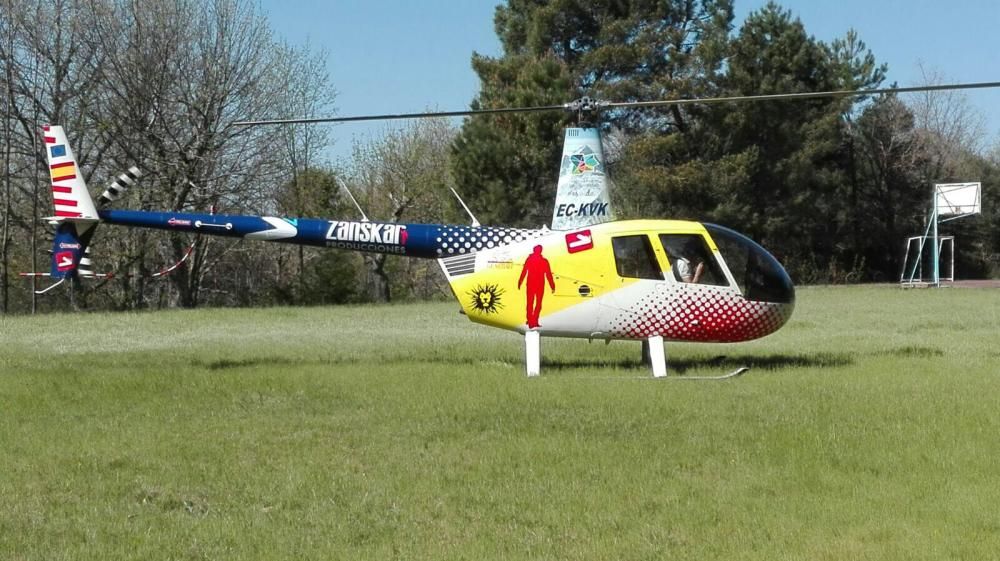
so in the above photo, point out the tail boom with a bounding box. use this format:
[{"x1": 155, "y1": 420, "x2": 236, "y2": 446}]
[{"x1": 99, "y1": 209, "x2": 544, "y2": 259}]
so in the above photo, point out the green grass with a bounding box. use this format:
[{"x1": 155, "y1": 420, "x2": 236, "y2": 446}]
[{"x1": 1, "y1": 286, "x2": 999, "y2": 560}]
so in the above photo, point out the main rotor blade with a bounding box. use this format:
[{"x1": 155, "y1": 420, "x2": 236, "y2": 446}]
[
  {"x1": 232, "y1": 104, "x2": 567, "y2": 126},
  {"x1": 233, "y1": 80, "x2": 1000, "y2": 126},
  {"x1": 606, "y1": 80, "x2": 1000, "y2": 110}
]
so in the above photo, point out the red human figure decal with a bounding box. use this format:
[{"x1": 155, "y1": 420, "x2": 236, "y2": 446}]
[{"x1": 518, "y1": 245, "x2": 556, "y2": 329}]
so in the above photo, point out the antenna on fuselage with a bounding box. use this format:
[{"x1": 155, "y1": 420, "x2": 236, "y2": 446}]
[
  {"x1": 336, "y1": 177, "x2": 369, "y2": 222},
  {"x1": 449, "y1": 186, "x2": 481, "y2": 227}
]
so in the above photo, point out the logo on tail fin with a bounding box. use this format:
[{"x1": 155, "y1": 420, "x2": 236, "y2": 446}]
[
  {"x1": 550, "y1": 127, "x2": 613, "y2": 231},
  {"x1": 55, "y1": 252, "x2": 75, "y2": 272}
]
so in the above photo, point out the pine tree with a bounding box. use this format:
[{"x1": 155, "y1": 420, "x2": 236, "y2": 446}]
[{"x1": 452, "y1": 0, "x2": 735, "y2": 227}]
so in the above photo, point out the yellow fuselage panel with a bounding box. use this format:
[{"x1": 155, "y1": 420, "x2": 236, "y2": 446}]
[{"x1": 452, "y1": 219, "x2": 712, "y2": 333}]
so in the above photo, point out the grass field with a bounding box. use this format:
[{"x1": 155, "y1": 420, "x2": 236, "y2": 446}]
[{"x1": 1, "y1": 286, "x2": 999, "y2": 560}]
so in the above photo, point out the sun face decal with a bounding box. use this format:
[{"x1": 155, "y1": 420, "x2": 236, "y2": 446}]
[{"x1": 468, "y1": 284, "x2": 505, "y2": 315}]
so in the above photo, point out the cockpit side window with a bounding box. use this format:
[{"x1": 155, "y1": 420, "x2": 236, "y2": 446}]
[
  {"x1": 611, "y1": 235, "x2": 663, "y2": 280},
  {"x1": 658, "y1": 234, "x2": 728, "y2": 286}
]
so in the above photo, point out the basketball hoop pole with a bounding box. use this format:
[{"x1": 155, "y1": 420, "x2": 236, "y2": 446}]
[{"x1": 931, "y1": 188, "x2": 940, "y2": 287}]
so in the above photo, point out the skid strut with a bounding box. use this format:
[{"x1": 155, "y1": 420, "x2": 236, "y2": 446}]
[
  {"x1": 525, "y1": 330, "x2": 540, "y2": 377},
  {"x1": 647, "y1": 335, "x2": 667, "y2": 378}
]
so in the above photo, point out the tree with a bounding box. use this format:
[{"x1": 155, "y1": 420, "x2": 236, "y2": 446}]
[
  {"x1": 979, "y1": 147, "x2": 1000, "y2": 277},
  {"x1": 452, "y1": 54, "x2": 574, "y2": 227},
  {"x1": 494, "y1": 0, "x2": 733, "y2": 114},
  {"x1": 349, "y1": 118, "x2": 456, "y2": 302},
  {"x1": 454, "y1": 0, "x2": 736, "y2": 228},
  {"x1": 272, "y1": 41, "x2": 337, "y2": 301},
  {"x1": 271, "y1": 168, "x2": 360, "y2": 305},
  {"x1": 908, "y1": 66, "x2": 988, "y2": 183},
  {"x1": 1, "y1": 0, "x2": 14, "y2": 313},
  {"x1": 85, "y1": 0, "x2": 334, "y2": 309},
  {"x1": 0, "y1": 0, "x2": 112, "y2": 312},
  {"x1": 0, "y1": 0, "x2": 337, "y2": 312},
  {"x1": 706, "y1": 4, "x2": 884, "y2": 280},
  {"x1": 847, "y1": 95, "x2": 926, "y2": 278},
  {"x1": 903, "y1": 67, "x2": 995, "y2": 279}
]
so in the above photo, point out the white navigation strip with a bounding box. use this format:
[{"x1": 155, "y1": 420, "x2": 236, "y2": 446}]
[{"x1": 245, "y1": 217, "x2": 298, "y2": 240}]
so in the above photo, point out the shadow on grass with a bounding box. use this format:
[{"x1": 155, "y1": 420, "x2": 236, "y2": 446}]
[
  {"x1": 191, "y1": 351, "x2": 855, "y2": 375},
  {"x1": 541, "y1": 352, "x2": 853, "y2": 374},
  {"x1": 195, "y1": 356, "x2": 310, "y2": 370},
  {"x1": 871, "y1": 345, "x2": 943, "y2": 358}
]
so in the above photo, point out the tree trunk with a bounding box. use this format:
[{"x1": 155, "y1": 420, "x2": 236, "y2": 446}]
[
  {"x1": 1, "y1": 123, "x2": 9, "y2": 314},
  {"x1": 366, "y1": 254, "x2": 391, "y2": 302}
]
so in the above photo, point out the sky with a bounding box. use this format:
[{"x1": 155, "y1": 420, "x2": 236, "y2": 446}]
[{"x1": 259, "y1": 0, "x2": 1000, "y2": 163}]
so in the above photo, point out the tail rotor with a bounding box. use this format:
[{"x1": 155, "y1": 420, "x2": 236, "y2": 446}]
[{"x1": 97, "y1": 166, "x2": 143, "y2": 207}]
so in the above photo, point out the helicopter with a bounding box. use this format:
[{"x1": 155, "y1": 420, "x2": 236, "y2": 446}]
[{"x1": 33, "y1": 81, "x2": 1000, "y2": 377}]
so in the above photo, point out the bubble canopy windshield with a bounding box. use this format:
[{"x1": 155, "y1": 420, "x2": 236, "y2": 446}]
[{"x1": 704, "y1": 224, "x2": 795, "y2": 304}]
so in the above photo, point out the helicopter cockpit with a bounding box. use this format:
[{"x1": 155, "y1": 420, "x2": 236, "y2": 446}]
[{"x1": 608, "y1": 222, "x2": 794, "y2": 306}]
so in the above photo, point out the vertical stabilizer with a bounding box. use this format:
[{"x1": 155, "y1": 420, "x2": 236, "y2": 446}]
[
  {"x1": 42, "y1": 125, "x2": 99, "y2": 279},
  {"x1": 42, "y1": 125, "x2": 99, "y2": 220},
  {"x1": 550, "y1": 127, "x2": 614, "y2": 231}
]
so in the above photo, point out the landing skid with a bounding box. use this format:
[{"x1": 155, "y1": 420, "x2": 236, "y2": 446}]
[
  {"x1": 642, "y1": 338, "x2": 749, "y2": 380},
  {"x1": 523, "y1": 332, "x2": 750, "y2": 379},
  {"x1": 667, "y1": 366, "x2": 750, "y2": 380}
]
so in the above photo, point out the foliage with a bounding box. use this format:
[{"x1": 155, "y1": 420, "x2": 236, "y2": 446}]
[
  {"x1": 0, "y1": 0, "x2": 337, "y2": 313},
  {"x1": 348, "y1": 118, "x2": 458, "y2": 302},
  {"x1": 495, "y1": 0, "x2": 733, "y2": 119},
  {"x1": 451, "y1": 54, "x2": 574, "y2": 227},
  {"x1": 454, "y1": 0, "x2": 735, "y2": 228},
  {"x1": 270, "y1": 168, "x2": 360, "y2": 306},
  {"x1": 710, "y1": 4, "x2": 885, "y2": 278},
  {"x1": 844, "y1": 95, "x2": 926, "y2": 278},
  {"x1": 3, "y1": 0, "x2": 999, "y2": 316},
  {"x1": 465, "y1": 0, "x2": 997, "y2": 283}
]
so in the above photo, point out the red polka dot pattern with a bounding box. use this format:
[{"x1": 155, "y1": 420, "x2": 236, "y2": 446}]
[{"x1": 610, "y1": 284, "x2": 794, "y2": 342}]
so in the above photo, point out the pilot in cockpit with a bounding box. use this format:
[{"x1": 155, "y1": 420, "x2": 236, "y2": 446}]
[{"x1": 665, "y1": 239, "x2": 705, "y2": 283}]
